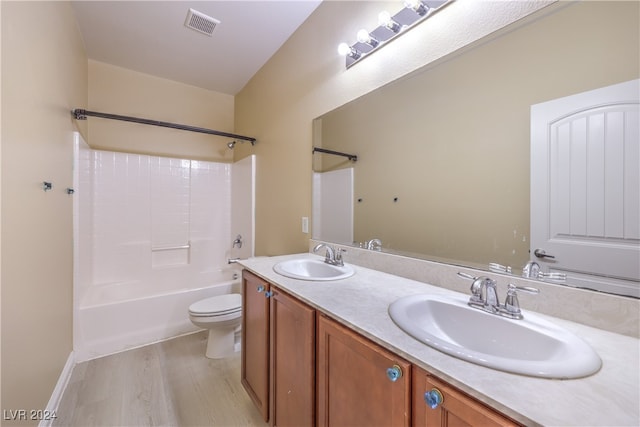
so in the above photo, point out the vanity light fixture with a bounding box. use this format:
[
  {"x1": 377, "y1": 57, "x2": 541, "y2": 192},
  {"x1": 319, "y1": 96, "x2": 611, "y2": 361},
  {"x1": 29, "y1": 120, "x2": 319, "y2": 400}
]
[{"x1": 338, "y1": 0, "x2": 453, "y2": 68}]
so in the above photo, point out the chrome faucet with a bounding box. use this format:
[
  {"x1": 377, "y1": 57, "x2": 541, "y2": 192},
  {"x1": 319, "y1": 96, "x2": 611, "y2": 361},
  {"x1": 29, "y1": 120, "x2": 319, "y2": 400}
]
[
  {"x1": 459, "y1": 273, "x2": 500, "y2": 314},
  {"x1": 522, "y1": 261, "x2": 540, "y2": 278},
  {"x1": 482, "y1": 277, "x2": 500, "y2": 313},
  {"x1": 313, "y1": 243, "x2": 345, "y2": 266},
  {"x1": 458, "y1": 272, "x2": 539, "y2": 319},
  {"x1": 366, "y1": 239, "x2": 382, "y2": 251}
]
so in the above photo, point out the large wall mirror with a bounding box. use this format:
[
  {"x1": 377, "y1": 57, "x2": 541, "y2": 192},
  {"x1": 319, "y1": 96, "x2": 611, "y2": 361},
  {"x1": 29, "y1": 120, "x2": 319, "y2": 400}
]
[{"x1": 312, "y1": 1, "x2": 639, "y2": 297}]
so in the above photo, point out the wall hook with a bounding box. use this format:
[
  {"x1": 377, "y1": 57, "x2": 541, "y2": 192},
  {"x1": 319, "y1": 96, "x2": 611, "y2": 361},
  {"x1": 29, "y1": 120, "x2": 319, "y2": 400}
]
[{"x1": 43, "y1": 182, "x2": 53, "y2": 192}]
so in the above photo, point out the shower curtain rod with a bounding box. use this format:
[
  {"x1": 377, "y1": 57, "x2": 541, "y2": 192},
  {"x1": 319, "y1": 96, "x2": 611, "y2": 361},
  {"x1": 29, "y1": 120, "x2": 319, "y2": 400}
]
[
  {"x1": 72, "y1": 109, "x2": 256, "y2": 145},
  {"x1": 312, "y1": 147, "x2": 357, "y2": 162}
]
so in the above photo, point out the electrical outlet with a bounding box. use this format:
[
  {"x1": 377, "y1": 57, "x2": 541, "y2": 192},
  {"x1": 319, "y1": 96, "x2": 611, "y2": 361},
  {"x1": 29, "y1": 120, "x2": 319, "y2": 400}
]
[{"x1": 302, "y1": 216, "x2": 309, "y2": 234}]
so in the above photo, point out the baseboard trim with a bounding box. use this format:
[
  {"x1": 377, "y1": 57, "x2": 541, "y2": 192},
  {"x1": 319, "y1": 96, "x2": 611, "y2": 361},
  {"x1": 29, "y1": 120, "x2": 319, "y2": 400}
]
[{"x1": 39, "y1": 351, "x2": 75, "y2": 427}]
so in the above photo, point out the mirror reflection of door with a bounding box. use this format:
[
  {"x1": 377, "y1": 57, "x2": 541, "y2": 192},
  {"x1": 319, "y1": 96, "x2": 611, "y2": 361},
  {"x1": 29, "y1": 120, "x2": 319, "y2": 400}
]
[{"x1": 531, "y1": 79, "x2": 640, "y2": 297}]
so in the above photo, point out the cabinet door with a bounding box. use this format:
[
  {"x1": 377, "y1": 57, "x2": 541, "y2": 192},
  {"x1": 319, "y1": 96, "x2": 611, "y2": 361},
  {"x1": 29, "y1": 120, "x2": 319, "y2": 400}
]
[
  {"x1": 413, "y1": 367, "x2": 520, "y2": 427},
  {"x1": 241, "y1": 270, "x2": 271, "y2": 422},
  {"x1": 317, "y1": 315, "x2": 411, "y2": 427},
  {"x1": 270, "y1": 287, "x2": 315, "y2": 427}
]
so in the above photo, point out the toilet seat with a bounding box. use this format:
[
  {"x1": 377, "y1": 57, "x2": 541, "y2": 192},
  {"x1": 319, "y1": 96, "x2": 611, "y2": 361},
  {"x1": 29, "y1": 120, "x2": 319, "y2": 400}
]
[{"x1": 189, "y1": 293, "x2": 242, "y2": 317}]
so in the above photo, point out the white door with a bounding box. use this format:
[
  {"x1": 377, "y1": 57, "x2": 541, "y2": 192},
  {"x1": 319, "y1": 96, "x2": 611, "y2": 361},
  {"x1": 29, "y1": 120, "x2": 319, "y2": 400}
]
[{"x1": 531, "y1": 79, "x2": 639, "y2": 297}]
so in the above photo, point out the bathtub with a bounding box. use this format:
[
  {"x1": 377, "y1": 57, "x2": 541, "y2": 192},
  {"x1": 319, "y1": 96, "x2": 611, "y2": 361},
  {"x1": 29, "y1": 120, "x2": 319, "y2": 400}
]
[{"x1": 74, "y1": 268, "x2": 242, "y2": 362}]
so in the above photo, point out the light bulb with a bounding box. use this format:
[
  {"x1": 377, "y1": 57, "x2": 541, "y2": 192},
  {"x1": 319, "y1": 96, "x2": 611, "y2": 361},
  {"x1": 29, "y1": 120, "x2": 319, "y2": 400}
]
[
  {"x1": 356, "y1": 29, "x2": 379, "y2": 47},
  {"x1": 378, "y1": 11, "x2": 400, "y2": 32},
  {"x1": 337, "y1": 42, "x2": 352, "y2": 56},
  {"x1": 337, "y1": 43, "x2": 361, "y2": 59},
  {"x1": 378, "y1": 11, "x2": 392, "y2": 26},
  {"x1": 404, "y1": 0, "x2": 429, "y2": 16},
  {"x1": 356, "y1": 29, "x2": 369, "y2": 43}
]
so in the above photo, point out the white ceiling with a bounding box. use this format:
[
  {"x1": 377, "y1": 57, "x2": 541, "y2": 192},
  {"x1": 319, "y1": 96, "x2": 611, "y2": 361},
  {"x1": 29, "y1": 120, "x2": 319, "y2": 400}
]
[{"x1": 71, "y1": 1, "x2": 322, "y2": 95}]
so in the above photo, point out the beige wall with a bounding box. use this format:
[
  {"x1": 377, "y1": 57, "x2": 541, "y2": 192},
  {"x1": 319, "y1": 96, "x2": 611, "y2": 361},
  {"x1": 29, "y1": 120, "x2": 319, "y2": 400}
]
[
  {"x1": 88, "y1": 60, "x2": 235, "y2": 161},
  {"x1": 1, "y1": 1, "x2": 88, "y2": 424},
  {"x1": 0, "y1": 0, "x2": 631, "y2": 419},
  {"x1": 318, "y1": 1, "x2": 639, "y2": 268},
  {"x1": 234, "y1": 0, "x2": 555, "y2": 256}
]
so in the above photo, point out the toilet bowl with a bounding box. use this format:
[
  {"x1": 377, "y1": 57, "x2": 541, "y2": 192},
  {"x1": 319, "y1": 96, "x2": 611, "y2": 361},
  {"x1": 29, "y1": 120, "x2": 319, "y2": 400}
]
[{"x1": 189, "y1": 293, "x2": 242, "y2": 359}]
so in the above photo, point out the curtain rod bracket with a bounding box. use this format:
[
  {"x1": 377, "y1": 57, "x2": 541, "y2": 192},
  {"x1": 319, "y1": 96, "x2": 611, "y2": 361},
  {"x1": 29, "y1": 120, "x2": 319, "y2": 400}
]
[{"x1": 71, "y1": 108, "x2": 256, "y2": 144}]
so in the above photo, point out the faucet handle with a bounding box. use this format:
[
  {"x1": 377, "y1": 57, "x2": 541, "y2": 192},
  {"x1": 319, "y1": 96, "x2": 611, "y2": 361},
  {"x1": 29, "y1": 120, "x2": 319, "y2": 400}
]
[
  {"x1": 489, "y1": 263, "x2": 512, "y2": 274},
  {"x1": 537, "y1": 271, "x2": 567, "y2": 283},
  {"x1": 457, "y1": 272, "x2": 476, "y2": 280},
  {"x1": 335, "y1": 248, "x2": 346, "y2": 266},
  {"x1": 510, "y1": 284, "x2": 540, "y2": 295},
  {"x1": 502, "y1": 283, "x2": 539, "y2": 319}
]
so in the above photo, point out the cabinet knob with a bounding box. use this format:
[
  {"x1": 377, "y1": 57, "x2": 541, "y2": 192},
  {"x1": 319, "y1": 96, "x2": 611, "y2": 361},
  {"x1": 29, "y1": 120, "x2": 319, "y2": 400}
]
[
  {"x1": 424, "y1": 388, "x2": 444, "y2": 409},
  {"x1": 265, "y1": 290, "x2": 273, "y2": 298},
  {"x1": 386, "y1": 365, "x2": 403, "y2": 382},
  {"x1": 257, "y1": 285, "x2": 265, "y2": 293}
]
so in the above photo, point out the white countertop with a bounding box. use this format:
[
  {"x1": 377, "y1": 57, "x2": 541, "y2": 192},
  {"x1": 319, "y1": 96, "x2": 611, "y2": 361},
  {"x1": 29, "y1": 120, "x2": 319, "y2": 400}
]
[{"x1": 239, "y1": 253, "x2": 640, "y2": 427}]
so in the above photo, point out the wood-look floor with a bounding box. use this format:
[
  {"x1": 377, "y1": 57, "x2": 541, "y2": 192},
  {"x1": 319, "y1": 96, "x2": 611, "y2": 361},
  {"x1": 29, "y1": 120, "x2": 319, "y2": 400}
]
[{"x1": 54, "y1": 332, "x2": 268, "y2": 427}]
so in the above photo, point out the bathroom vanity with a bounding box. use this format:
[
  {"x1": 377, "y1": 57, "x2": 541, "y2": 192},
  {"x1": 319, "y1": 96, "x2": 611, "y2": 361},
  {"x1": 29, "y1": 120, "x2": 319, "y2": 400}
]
[{"x1": 239, "y1": 254, "x2": 639, "y2": 426}]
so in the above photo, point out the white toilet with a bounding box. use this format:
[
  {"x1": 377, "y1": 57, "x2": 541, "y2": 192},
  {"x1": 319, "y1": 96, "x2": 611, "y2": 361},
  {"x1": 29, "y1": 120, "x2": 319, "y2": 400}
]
[{"x1": 188, "y1": 293, "x2": 242, "y2": 359}]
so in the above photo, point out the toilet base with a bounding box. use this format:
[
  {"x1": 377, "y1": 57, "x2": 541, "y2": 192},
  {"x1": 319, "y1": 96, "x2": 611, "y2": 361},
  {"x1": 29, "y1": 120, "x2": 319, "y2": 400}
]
[{"x1": 205, "y1": 326, "x2": 236, "y2": 359}]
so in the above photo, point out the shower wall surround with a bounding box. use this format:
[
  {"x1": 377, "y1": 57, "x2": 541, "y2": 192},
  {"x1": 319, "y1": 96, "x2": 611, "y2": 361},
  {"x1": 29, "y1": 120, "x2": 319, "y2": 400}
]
[
  {"x1": 88, "y1": 151, "x2": 231, "y2": 290},
  {"x1": 87, "y1": 151, "x2": 232, "y2": 292},
  {"x1": 73, "y1": 132, "x2": 248, "y2": 360}
]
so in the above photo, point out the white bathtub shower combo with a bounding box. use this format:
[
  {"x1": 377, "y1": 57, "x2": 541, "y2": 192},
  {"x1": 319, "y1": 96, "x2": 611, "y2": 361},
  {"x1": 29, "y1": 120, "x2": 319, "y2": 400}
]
[{"x1": 73, "y1": 132, "x2": 255, "y2": 362}]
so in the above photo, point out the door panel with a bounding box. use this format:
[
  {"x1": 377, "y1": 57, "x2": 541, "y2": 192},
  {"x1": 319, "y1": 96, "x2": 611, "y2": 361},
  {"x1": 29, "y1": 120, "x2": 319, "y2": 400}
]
[
  {"x1": 531, "y1": 79, "x2": 639, "y2": 297},
  {"x1": 241, "y1": 270, "x2": 270, "y2": 421},
  {"x1": 270, "y1": 288, "x2": 315, "y2": 426},
  {"x1": 316, "y1": 315, "x2": 410, "y2": 427}
]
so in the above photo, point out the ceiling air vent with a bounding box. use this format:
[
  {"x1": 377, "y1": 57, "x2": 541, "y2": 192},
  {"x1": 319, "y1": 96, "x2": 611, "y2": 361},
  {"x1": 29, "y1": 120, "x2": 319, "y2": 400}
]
[{"x1": 184, "y1": 8, "x2": 220, "y2": 36}]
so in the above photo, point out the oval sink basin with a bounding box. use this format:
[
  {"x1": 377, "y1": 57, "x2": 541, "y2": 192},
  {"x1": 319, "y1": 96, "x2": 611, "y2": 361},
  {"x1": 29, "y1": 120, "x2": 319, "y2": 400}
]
[
  {"x1": 273, "y1": 258, "x2": 355, "y2": 281},
  {"x1": 389, "y1": 294, "x2": 601, "y2": 379}
]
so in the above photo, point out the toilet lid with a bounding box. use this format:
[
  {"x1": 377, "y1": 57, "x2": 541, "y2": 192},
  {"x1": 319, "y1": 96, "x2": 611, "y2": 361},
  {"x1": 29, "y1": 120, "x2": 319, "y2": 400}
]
[{"x1": 189, "y1": 293, "x2": 242, "y2": 316}]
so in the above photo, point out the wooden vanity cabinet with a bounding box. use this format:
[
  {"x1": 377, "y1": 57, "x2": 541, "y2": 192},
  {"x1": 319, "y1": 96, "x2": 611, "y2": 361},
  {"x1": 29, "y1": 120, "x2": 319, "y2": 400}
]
[
  {"x1": 241, "y1": 270, "x2": 271, "y2": 421},
  {"x1": 269, "y1": 286, "x2": 315, "y2": 426},
  {"x1": 317, "y1": 314, "x2": 411, "y2": 427},
  {"x1": 241, "y1": 270, "x2": 315, "y2": 426},
  {"x1": 243, "y1": 269, "x2": 519, "y2": 427},
  {"x1": 412, "y1": 367, "x2": 520, "y2": 427}
]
